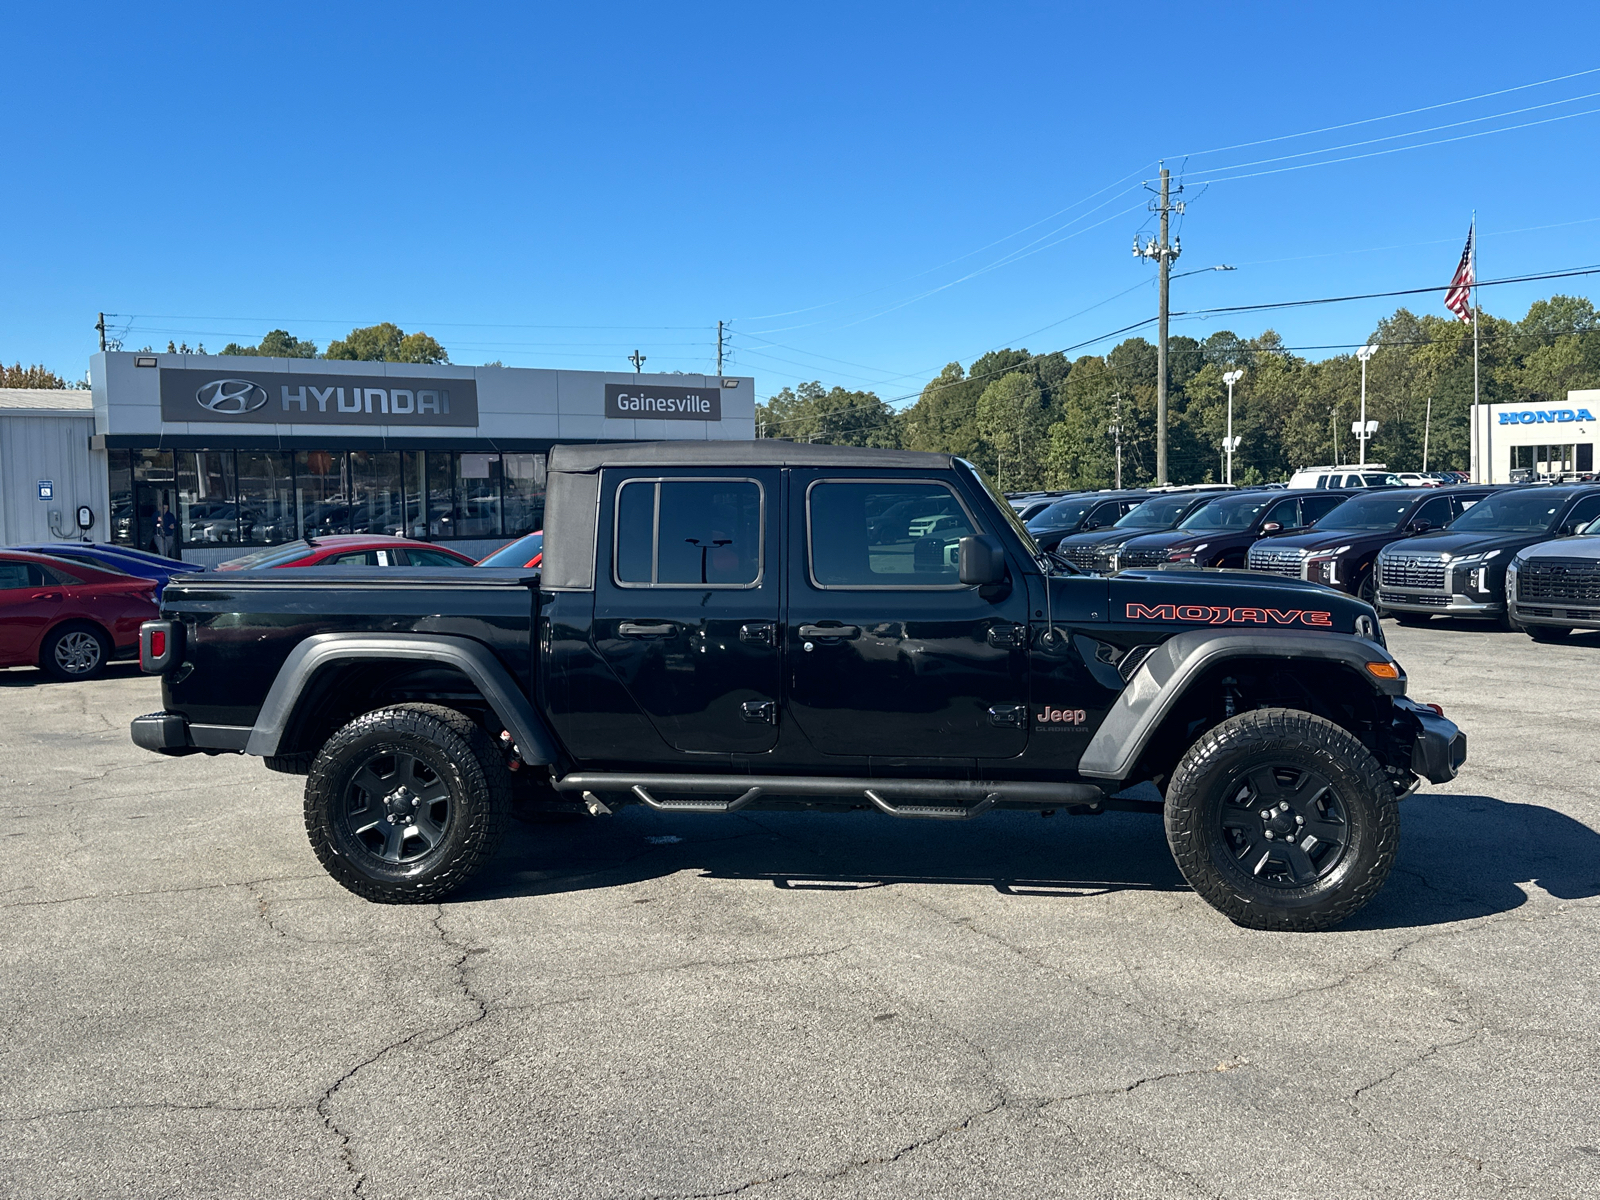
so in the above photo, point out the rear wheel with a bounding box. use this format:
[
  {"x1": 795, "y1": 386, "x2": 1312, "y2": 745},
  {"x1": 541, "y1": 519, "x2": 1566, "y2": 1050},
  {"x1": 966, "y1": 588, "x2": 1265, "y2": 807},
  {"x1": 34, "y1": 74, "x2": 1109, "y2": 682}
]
[
  {"x1": 303, "y1": 703, "x2": 511, "y2": 903},
  {"x1": 41, "y1": 623, "x2": 111, "y2": 681},
  {"x1": 1164, "y1": 708, "x2": 1398, "y2": 931}
]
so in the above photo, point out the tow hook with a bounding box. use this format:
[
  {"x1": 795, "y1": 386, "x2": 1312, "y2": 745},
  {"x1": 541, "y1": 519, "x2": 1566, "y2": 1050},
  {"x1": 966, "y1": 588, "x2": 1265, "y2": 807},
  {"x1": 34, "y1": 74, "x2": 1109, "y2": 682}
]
[{"x1": 498, "y1": 729, "x2": 522, "y2": 771}]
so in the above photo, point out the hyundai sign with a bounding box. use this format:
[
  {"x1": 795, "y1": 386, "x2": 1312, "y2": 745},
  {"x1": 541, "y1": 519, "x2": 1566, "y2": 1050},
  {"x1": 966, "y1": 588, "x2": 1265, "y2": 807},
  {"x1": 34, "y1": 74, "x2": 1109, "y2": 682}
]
[
  {"x1": 1497, "y1": 407, "x2": 1596, "y2": 425},
  {"x1": 158, "y1": 367, "x2": 478, "y2": 426},
  {"x1": 604, "y1": 382, "x2": 722, "y2": 421}
]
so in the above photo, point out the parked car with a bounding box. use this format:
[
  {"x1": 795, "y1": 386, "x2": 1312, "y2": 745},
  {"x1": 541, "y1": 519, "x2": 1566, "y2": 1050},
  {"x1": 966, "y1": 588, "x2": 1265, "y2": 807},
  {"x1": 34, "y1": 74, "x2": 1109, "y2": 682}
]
[
  {"x1": 215, "y1": 535, "x2": 478, "y2": 570},
  {"x1": 134, "y1": 439, "x2": 1464, "y2": 931},
  {"x1": 1376, "y1": 485, "x2": 1600, "y2": 627},
  {"x1": 1025, "y1": 490, "x2": 1150, "y2": 553},
  {"x1": 1393, "y1": 472, "x2": 1443, "y2": 488},
  {"x1": 1117, "y1": 490, "x2": 1355, "y2": 570},
  {"x1": 1287, "y1": 465, "x2": 1404, "y2": 489},
  {"x1": 1506, "y1": 517, "x2": 1600, "y2": 641},
  {"x1": 1007, "y1": 491, "x2": 1078, "y2": 522},
  {"x1": 1049, "y1": 491, "x2": 1227, "y2": 574},
  {"x1": 0, "y1": 550, "x2": 158, "y2": 680},
  {"x1": 7, "y1": 542, "x2": 196, "y2": 599},
  {"x1": 478, "y1": 531, "x2": 543, "y2": 568},
  {"x1": 1247, "y1": 487, "x2": 1499, "y2": 605}
]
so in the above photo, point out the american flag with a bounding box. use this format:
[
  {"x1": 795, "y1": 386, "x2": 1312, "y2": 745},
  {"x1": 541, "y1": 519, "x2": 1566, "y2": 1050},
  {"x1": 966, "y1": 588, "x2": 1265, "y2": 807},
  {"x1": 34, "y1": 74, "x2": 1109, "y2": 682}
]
[{"x1": 1444, "y1": 225, "x2": 1474, "y2": 322}]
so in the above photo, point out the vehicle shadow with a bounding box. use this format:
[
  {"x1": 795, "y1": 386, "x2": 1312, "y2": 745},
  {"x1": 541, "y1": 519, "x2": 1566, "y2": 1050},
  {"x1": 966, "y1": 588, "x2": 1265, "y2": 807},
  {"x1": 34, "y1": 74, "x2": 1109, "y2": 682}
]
[
  {"x1": 462, "y1": 791, "x2": 1600, "y2": 930},
  {"x1": 0, "y1": 662, "x2": 145, "y2": 687}
]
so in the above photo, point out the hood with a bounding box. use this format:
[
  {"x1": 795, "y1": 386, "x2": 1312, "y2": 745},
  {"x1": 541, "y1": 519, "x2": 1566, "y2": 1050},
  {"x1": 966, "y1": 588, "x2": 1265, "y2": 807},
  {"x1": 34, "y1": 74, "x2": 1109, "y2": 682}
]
[
  {"x1": 1513, "y1": 535, "x2": 1599, "y2": 562},
  {"x1": 1386, "y1": 529, "x2": 1546, "y2": 559},
  {"x1": 1108, "y1": 567, "x2": 1372, "y2": 634}
]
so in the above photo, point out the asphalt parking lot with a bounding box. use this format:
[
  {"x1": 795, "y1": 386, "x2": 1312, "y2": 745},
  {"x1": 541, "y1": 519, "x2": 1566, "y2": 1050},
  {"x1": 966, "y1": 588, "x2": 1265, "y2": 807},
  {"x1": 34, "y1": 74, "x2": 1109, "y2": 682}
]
[{"x1": 3, "y1": 621, "x2": 1599, "y2": 1200}]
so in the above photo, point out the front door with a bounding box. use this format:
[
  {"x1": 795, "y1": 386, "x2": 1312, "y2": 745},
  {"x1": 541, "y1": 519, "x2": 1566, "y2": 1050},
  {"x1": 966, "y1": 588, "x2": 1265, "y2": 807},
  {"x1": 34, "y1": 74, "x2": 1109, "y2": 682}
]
[
  {"x1": 784, "y1": 473, "x2": 1031, "y2": 759},
  {"x1": 591, "y1": 469, "x2": 782, "y2": 760}
]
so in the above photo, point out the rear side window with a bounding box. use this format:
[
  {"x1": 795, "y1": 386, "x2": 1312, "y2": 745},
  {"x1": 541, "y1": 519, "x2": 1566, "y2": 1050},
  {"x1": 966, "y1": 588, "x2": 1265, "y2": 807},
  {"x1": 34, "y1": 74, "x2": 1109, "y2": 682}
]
[
  {"x1": 0, "y1": 561, "x2": 41, "y2": 589},
  {"x1": 808, "y1": 480, "x2": 977, "y2": 588},
  {"x1": 615, "y1": 478, "x2": 763, "y2": 587},
  {"x1": 406, "y1": 549, "x2": 470, "y2": 568}
]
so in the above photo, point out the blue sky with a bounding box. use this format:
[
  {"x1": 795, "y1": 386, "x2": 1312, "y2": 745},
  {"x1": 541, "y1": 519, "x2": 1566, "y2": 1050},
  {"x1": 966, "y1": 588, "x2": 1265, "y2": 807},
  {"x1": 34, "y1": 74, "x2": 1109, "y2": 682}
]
[{"x1": 5, "y1": 2, "x2": 1599, "y2": 405}]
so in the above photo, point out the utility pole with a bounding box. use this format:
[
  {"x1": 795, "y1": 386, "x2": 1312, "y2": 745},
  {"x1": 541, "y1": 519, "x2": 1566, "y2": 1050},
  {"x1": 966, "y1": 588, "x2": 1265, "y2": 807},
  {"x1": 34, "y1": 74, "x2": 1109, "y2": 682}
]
[
  {"x1": 716, "y1": 321, "x2": 724, "y2": 376},
  {"x1": 1222, "y1": 369, "x2": 1244, "y2": 485},
  {"x1": 1109, "y1": 392, "x2": 1124, "y2": 489},
  {"x1": 1422, "y1": 395, "x2": 1433, "y2": 472},
  {"x1": 96, "y1": 313, "x2": 107, "y2": 352},
  {"x1": 1331, "y1": 404, "x2": 1340, "y2": 464},
  {"x1": 1134, "y1": 164, "x2": 1183, "y2": 484},
  {"x1": 1355, "y1": 343, "x2": 1379, "y2": 465},
  {"x1": 628, "y1": 350, "x2": 647, "y2": 374}
]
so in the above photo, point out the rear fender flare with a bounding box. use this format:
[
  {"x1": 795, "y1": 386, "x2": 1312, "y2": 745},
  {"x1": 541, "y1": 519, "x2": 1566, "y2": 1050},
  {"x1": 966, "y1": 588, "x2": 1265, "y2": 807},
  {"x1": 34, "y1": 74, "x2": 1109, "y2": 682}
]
[
  {"x1": 1076, "y1": 629, "x2": 1404, "y2": 781},
  {"x1": 244, "y1": 633, "x2": 558, "y2": 765}
]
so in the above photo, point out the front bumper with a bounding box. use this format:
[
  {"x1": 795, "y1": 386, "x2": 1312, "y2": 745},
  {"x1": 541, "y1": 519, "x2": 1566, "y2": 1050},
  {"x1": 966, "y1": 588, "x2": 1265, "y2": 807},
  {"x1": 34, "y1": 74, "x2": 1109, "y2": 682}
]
[
  {"x1": 130, "y1": 711, "x2": 250, "y2": 756},
  {"x1": 1378, "y1": 589, "x2": 1500, "y2": 617},
  {"x1": 1511, "y1": 602, "x2": 1600, "y2": 631},
  {"x1": 1394, "y1": 697, "x2": 1467, "y2": 784}
]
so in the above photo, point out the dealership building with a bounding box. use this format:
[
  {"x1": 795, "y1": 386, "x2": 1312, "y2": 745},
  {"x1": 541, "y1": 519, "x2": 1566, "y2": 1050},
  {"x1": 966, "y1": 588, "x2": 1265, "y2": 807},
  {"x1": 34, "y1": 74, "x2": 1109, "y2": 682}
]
[
  {"x1": 0, "y1": 352, "x2": 754, "y2": 567},
  {"x1": 1469, "y1": 389, "x2": 1600, "y2": 484}
]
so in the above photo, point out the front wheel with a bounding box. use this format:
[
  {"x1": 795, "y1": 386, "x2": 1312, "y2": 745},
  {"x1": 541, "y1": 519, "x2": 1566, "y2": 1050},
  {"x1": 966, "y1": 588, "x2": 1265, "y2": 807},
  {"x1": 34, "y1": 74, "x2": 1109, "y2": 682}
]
[
  {"x1": 303, "y1": 704, "x2": 511, "y2": 903},
  {"x1": 1164, "y1": 708, "x2": 1398, "y2": 931}
]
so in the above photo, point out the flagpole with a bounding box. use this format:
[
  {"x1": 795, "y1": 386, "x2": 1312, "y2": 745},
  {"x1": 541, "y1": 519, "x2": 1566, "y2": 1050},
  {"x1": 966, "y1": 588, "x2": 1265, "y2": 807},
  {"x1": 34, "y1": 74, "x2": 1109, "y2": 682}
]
[{"x1": 1473, "y1": 211, "x2": 1483, "y2": 481}]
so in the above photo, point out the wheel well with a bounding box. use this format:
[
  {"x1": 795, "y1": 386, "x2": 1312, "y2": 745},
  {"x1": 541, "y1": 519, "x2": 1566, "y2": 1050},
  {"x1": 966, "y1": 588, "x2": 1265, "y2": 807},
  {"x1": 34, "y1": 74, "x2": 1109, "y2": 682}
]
[
  {"x1": 1130, "y1": 656, "x2": 1394, "y2": 786},
  {"x1": 278, "y1": 661, "x2": 499, "y2": 757}
]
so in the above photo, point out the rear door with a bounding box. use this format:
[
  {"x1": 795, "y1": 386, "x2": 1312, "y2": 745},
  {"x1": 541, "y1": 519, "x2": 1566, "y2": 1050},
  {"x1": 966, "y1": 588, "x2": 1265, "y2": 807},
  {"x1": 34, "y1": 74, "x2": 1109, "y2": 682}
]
[
  {"x1": 0, "y1": 560, "x2": 59, "y2": 665},
  {"x1": 784, "y1": 472, "x2": 1031, "y2": 759},
  {"x1": 591, "y1": 469, "x2": 782, "y2": 758}
]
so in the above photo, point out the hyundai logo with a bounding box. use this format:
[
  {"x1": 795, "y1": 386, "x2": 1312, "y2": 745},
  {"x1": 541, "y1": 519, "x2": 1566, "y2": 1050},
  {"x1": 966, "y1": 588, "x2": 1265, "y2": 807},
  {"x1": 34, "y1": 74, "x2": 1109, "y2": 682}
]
[{"x1": 196, "y1": 378, "x2": 269, "y2": 415}]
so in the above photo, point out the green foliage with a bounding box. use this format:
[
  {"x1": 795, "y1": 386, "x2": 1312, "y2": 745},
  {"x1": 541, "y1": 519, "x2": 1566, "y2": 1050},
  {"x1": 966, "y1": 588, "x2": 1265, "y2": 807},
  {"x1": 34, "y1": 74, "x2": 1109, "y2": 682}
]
[
  {"x1": 325, "y1": 323, "x2": 449, "y2": 364},
  {"x1": 221, "y1": 329, "x2": 319, "y2": 358},
  {"x1": 756, "y1": 381, "x2": 902, "y2": 447},
  {"x1": 1, "y1": 361, "x2": 67, "y2": 387}
]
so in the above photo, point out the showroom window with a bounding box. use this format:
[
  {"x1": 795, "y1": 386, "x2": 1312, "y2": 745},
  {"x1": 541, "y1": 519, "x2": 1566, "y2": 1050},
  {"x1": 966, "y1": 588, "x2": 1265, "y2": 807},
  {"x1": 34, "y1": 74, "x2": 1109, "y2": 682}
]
[
  {"x1": 295, "y1": 450, "x2": 350, "y2": 537},
  {"x1": 176, "y1": 451, "x2": 240, "y2": 545},
  {"x1": 454, "y1": 453, "x2": 501, "y2": 538},
  {"x1": 107, "y1": 449, "x2": 133, "y2": 546},
  {"x1": 350, "y1": 451, "x2": 404, "y2": 536},
  {"x1": 236, "y1": 451, "x2": 296, "y2": 545}
]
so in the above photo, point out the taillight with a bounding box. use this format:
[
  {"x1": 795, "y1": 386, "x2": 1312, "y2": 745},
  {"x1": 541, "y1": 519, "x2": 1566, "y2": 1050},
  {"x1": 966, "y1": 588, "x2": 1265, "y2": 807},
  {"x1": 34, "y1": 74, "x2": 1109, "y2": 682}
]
[{"x1": 140, "y1": 620, "x2": 181, "y2": 673}]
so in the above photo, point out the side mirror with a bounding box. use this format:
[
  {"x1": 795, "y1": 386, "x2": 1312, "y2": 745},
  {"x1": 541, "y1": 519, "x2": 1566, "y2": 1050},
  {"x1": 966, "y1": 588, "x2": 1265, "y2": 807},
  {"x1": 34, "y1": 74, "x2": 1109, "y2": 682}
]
[
  {"x1": 958, "y1": 535, "x2": 1007, "y2": 586},
  {"x1": 1260, "y1": 522, "x2": 1282, "y2": 533},
  {"x1": 1407, "y1": 519, "x2": 1431, "y2": 534}
]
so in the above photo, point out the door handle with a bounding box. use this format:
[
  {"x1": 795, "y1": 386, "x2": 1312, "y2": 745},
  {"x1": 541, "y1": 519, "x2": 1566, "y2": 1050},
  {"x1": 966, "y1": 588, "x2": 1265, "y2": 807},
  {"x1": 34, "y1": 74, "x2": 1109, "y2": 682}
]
[
  {"x1": 618, "y1": 621, "x2": 677, "y2": 638},
  {"x1": 30, "y1": 592, "x2": 63, "y2": 601},
  {"x1": 740, "y1": 699, "x2": 778, "y2": 725},
  {"x1": 739, "y1": 622, "x2": 777, "y2": 646},
  {"x1": 986, "y1": 623, "x2": 1029, "y2": 649},
  {"x1": 798, "y1": 624, "x2": 859, "y2": 639}
]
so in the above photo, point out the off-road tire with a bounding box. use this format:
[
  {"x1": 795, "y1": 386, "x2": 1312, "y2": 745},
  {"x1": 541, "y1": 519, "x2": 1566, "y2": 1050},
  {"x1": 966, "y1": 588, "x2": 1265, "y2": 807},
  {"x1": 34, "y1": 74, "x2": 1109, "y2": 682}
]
[
  {"x1": 1528, "y1": 624, "x2": 1572, "y2": 643},
  {"x1": 1165, "y1": 708, "x2": 1398, "y2": 932},
  {"x1": 40, "y1": 622, "x2": 111, "y2": 682},
  {"x1": 304, "y1": 703, "x2": 511, "y2": 903}
]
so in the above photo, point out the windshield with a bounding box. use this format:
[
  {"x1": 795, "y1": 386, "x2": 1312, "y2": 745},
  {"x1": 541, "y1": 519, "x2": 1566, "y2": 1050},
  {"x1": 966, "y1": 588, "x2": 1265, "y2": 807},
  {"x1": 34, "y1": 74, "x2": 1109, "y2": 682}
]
[
  {"x1": 1313, "y1": 493, "x2": 1418, "y2": 531},
  {"x1": 1027, "y1": 497, "x2": 1095, "y2": 531},
  {"x1": 1447, "y1": 490, "x2": 1568, "y2": 533},
  {"x1": 1177, "y1": 496, "x2": 1273, "y2": 530},
  {"x1": 1115, "y1": 495, "x2": 1194, "y2": 528},
  {"x1": 478, "y1": 532, "x2": 544, "y2": 567},
  {"x1": 957, "y1": 459, "x2": 1039, "y2": 555}
]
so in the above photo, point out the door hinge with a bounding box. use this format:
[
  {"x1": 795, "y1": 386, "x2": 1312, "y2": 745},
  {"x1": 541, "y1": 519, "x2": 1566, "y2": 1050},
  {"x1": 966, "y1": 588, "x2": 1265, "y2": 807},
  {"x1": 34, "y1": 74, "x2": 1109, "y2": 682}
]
[
  {"x1": 986, "y1": 623, "x2": 1029, "y2": 649},
  {"x1": 987, "y1": 704, "x2": 1028, "y2": 728},
  {"x1": 741, "y1": 699, "x2": 778, "y2": 725},
  {"x1": 739, "y1": 622, "x2": 777, "y2": 647}
]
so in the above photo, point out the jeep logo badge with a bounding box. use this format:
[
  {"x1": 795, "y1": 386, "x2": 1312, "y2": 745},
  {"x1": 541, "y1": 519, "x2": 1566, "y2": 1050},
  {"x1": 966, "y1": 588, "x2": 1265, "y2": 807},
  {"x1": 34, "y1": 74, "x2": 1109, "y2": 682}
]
[{"x1": 195, "y1": 378, "x2": 269, "y2": 415}]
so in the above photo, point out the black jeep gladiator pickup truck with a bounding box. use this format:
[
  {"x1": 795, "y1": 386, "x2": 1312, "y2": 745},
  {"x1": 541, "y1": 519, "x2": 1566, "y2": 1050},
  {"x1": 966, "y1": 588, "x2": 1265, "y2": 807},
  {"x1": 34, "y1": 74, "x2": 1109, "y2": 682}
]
[{"x1": 131, "y1": 442, "x2": 1465, "y2": 931}]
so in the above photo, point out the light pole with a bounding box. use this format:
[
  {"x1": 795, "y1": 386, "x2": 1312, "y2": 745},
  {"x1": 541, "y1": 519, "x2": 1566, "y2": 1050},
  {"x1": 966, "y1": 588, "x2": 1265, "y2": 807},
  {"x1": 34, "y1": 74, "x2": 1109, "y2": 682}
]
[
  {"x1": 1355, "y1": 343, "x2": 1378, "y2": 465},
  {"x1": 1222, "y1": 368, "x2": 1244, "y2": 484}
]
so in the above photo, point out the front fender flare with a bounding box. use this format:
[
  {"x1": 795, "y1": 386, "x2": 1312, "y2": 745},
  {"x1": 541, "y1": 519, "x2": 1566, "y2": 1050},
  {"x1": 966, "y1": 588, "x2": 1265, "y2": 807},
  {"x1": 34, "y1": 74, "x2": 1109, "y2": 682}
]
[
  {"x1": 1076, "y1": 629, "x2": 1404, "y2": 781},
  {"x1": 244, "y1": 633, "x2": 558, "y2": 765}
]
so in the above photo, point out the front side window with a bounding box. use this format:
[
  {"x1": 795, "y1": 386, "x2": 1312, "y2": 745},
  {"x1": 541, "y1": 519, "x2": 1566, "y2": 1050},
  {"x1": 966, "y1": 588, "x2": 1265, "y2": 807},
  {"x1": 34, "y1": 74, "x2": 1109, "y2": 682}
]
[
  {"x1": 1566, "y1": 493, "x2": 1600, "y2": 529},
  {"x1": 1262, "y1": 497, "x2": 1301, "y2": 528},
  {"x1": 808, "y1": 480, "x2": 976, "y2": 588},
  {"x1": 616, "y1": 478, "x2": 763, "y2": 587},
  {"x1": 1413, "y1": 496, "x2": 1454, "y2": 529}
]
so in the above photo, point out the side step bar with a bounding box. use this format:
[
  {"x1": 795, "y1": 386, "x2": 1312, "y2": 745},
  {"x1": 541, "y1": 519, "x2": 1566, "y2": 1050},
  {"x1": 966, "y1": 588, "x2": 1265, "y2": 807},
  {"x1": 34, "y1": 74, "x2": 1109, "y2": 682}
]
[{"x1": 553, "y1": 772, "x2": 1120, "y2": 820}]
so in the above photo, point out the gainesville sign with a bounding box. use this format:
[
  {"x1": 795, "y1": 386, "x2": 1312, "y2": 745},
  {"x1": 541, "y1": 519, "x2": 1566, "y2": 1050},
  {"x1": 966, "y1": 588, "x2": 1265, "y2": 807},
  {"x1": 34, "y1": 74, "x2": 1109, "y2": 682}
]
[
  {"x1": 604, "y1": 382, "x2": 722, "y2": 421},
  {"x1": 1498, "y1": 408, "x2": 1596, "y2": 425},
  {"x1": 1126, "y1": 602, "x2": 1333, "y2": 627}
]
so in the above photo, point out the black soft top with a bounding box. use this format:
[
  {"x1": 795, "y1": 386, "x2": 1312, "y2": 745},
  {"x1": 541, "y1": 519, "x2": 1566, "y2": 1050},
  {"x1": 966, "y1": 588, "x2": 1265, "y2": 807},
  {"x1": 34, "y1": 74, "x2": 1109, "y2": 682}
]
[{"x1": 547, "y1": 440, "x2": 951, "y2": 473}]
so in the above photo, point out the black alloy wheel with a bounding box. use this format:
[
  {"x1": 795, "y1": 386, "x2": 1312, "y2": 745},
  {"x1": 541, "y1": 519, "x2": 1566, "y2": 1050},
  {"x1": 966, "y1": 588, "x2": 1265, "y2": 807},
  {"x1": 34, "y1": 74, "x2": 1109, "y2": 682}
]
[
  {"x1": 304, "y1": 703, "x2": 511, "y2": 903},
  {"x1": 1165, "y1": 708, "x2": 1398, "y2": 931},
  {"x1": 41, "y1": 623, "x2": 111, "y2": 682},
  {"x1": 1358, "y1": 567, "x2": 1381, "y2": 612}
]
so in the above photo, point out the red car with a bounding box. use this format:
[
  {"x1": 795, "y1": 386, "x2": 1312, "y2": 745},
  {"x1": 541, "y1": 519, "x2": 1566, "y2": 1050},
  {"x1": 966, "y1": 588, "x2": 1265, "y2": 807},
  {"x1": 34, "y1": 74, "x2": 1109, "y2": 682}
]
[
  {"x1": 0, "y1": 551, "x2": 158, "y2": 680},
  {"x1": 216, "y1": 535, "x2": 478, "y2": 571},
  {"x1": 477, "y1": 531, "x2": 543, "y2": 568}
]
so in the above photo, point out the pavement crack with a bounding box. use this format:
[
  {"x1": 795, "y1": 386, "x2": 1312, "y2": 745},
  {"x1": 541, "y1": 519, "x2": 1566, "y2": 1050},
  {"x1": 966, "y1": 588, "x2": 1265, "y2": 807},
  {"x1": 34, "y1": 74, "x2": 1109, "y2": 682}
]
[{"x1": 1, "y1": 1100, "x2": 311, "y2": 1124}]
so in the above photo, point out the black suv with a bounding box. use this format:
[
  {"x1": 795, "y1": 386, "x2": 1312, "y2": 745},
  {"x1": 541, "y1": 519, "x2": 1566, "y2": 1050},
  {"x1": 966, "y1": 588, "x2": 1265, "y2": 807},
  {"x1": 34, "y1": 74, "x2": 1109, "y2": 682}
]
[
  {"x1": 1025, "y1": 490, "x2": 1150, "y2": 553},
  {"x1": 1118, "y1": 490, "x2": 1354, "y2": 571},
  {"x1": 1377, "y1": 485, "x2": 1600, "y2": 626},
  {"x1": 1249, "y1": 487, "x2": 1500, "y2": 605},
  {"x1": 1051, "y1": 490, "x2": 1228, "y2": 574}
]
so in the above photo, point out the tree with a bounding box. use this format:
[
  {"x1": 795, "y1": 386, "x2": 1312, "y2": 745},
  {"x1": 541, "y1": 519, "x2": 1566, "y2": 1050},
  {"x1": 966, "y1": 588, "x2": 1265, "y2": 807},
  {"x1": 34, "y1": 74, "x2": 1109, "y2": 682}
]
[
  {"x1": 325, "y1": 323, "x2": 449, "y2": 364},
  {"x1": 976, "y1": 372, "x2": 1048, "y2": 489},
  {"x1": 1, "y1": 362, "x2": 67, "y2": 387},
  {"x1": 757, "y1": 381, "x2": 901, "y2": 447},
  {"x1": 221, "y1": 329, "x2": 319, "y2": 358}
]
